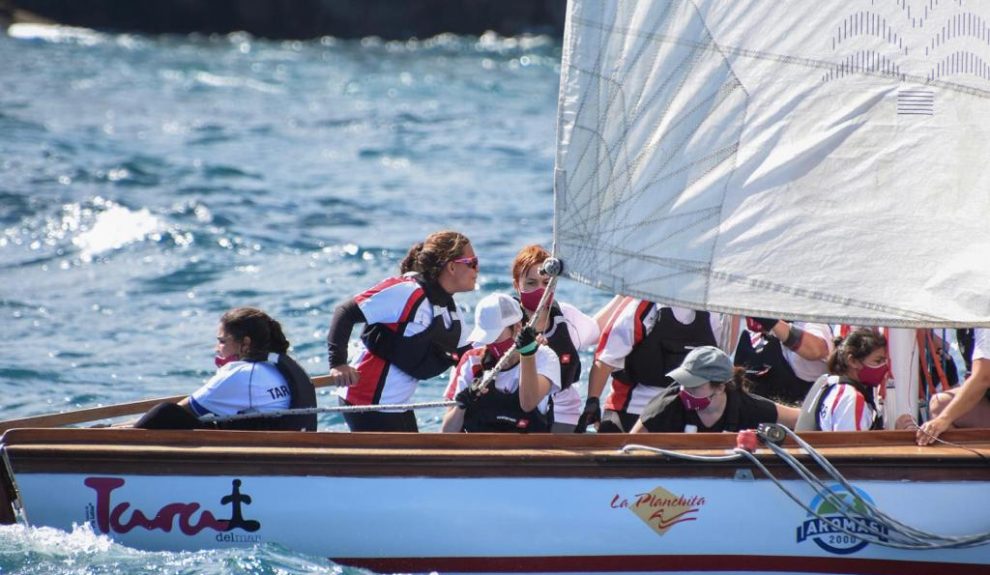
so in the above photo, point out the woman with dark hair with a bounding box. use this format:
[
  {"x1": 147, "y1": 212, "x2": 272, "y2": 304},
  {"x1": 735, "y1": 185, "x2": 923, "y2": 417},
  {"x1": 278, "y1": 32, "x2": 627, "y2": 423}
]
[
  {"x1": 326, "y1": 230, "x2": 477, "y2": 432},
  {"x1": 631, "y1": 346, "x2": 797, "y2": 433},
  {"x1": 135, "y1": 307, "x2": 317, "y2": 431},
  {"x1": 795, "y1": 327, "x2": 888, "y2": 432}
]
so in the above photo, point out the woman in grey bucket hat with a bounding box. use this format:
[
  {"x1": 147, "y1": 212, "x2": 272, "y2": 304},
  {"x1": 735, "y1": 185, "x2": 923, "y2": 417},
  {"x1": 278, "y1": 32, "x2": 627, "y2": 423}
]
[{"x1": 631, "y1": 346, "x2": 800, "y2": 433}]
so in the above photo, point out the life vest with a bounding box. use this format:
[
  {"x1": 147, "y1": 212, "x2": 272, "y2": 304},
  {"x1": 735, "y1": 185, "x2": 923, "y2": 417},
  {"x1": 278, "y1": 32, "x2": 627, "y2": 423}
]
[
  {"x1": 612, "y1": 307, "x2": 717, "y2": 387},
  {"x1": 218, "y1": 353, "x2": 318, "y2": 432},
  {"x1": 536, "y1": 301, "x2": 582, "y2": 390},
  {"x1": 734, "y1": 329, "x2": 812, "y2": 404},
  {"x1": 359, "y1": 273, "x2": 462, "y2": 380},
  {"x1": 794, "y1": 374, "x2": 883, "y2": 431},
  {"x1": 643, "y1": 386, "x2": 743, "y2": 433},
  {"x1": 461, "y1": 352, "x2": 551, "y2": 433}
]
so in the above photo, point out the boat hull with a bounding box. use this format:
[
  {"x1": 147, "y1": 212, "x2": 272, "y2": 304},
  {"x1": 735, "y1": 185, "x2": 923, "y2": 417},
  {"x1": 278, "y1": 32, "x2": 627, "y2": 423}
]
[{"x1": 2, "y1": 429, "x2": 988, "y2": 574}]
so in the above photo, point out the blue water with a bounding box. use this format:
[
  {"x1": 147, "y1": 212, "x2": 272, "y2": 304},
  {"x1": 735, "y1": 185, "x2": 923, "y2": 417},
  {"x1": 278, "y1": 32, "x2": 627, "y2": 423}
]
[{"x1": 0, "y1": 24, "x2": 609, "y2": 573}]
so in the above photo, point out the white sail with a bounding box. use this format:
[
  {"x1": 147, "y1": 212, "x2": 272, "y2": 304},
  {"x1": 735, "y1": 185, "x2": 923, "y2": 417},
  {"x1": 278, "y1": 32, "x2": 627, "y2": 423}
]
[{"x1": 553, "y1": 0, "x2": 990, "y2": 327}]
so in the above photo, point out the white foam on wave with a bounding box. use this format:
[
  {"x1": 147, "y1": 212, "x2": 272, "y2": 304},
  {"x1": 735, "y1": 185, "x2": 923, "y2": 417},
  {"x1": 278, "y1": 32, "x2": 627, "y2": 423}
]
[
  {"x1": 7, "y1": 23, "x2": 106, "y2": 46},
  {"x1": 194, "y1": 71, "x2": 283, "y2": 94},
  {"x1": 0, "y1": 522, "x2": 116, "y2": 556},
  {"x1": 70, "y1": 200, "x2": 164, "y2": 262}
]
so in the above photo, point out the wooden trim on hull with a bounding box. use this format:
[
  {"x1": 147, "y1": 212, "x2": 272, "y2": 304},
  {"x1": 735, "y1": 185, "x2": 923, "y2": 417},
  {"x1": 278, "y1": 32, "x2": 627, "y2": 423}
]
[
  {"x1": 334, "y1": 554, "x2": 987, "y2": 575},
  {"x1": 2, "y1": 428, "x2": 988, "y2": 481}
]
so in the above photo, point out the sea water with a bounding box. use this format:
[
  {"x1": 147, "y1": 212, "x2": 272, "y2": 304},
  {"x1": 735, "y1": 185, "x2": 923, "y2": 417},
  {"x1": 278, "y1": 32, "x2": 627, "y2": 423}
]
[{"x1": 0, "y1": 24, "x2": 611, "y2": 574}]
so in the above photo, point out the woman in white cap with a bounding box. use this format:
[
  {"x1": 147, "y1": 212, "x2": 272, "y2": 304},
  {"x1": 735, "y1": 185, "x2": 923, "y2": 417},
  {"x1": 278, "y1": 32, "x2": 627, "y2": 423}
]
[
  {"x1": 442, "y1": 293, "x2": 561, "y2": 433},
  {"x1": 631, "y1": 346, "x2": 798, "y2": 433}
]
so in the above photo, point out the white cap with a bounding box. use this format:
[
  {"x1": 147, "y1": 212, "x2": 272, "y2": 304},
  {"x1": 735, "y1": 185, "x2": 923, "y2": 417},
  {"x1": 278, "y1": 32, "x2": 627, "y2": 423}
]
[{"x1": 467, "y1": 293, "x2": 524, "y2": 345}]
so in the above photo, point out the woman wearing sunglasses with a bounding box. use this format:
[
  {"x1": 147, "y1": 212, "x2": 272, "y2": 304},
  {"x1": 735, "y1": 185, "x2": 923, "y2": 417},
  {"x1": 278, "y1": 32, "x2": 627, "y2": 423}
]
[
  {"x1": 630, "y1": 346, "x2": 797, "y2": 433},
  {"x1": 795, "y1": 327, "x2": 888, "y2": 432},
  {"x1": 326, "y1": 230, "x2": 478, "y2": 432}
]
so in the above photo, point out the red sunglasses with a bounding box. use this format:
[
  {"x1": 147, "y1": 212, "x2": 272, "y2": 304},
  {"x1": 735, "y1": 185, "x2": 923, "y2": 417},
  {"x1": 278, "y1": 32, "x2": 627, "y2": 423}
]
[{"x1": 451, "y1": 256, "x2": 479, "y2": 270}]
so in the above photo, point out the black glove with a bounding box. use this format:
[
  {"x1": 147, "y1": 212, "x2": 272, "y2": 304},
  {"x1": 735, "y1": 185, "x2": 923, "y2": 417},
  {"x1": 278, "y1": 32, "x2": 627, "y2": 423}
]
[
  {"x1": 574, "y1": 396, "x2": 601, "y2": 433},
  {"x1": 455, "y1": 384, "x2": 483, "y2": 409},
  {"x1": 515, "y1": 326, "x2": 539, "y2": 356},
  {"x1": 746, "y1": 317, "x2": 780, "y2": 333}
]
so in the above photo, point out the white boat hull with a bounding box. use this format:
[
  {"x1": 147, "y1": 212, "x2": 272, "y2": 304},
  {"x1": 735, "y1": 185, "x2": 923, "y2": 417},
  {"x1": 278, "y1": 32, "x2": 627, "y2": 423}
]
[{"x1": 4, "y1": 429, "x2": 988, "y2": 574}]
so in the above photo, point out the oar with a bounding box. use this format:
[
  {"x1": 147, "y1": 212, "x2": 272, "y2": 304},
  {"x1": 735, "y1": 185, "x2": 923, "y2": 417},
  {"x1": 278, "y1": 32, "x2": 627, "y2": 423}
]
[{"x1": 0, "y1": 375, "x2": 337, "y2": 432}]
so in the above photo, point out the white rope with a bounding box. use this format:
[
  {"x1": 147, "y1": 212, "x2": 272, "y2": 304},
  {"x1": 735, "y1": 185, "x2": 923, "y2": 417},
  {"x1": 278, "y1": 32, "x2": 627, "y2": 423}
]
[
  {"x1": 199, "y1": 400, "x2": 456, "y2": 424},
  {"x1": 621, "y1": 427, "x2": 990, "y2": 550}
]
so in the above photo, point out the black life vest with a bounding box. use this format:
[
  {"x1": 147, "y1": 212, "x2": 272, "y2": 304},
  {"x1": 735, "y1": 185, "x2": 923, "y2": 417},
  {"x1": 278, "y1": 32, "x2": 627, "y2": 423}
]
[
  {"x1": 795, "y1": 375, "x2": 883, "y2": 431},
  {"x1": 462, "y1": 352, "x2": 551, "y2": 433},
  {"x1": 613, "y1": 306, "x2": 717, "y2": 387},
  {"x1": 359, "y1": 273, "x2": 462, "y2": 380},
  {"x1": 733, "y1": 329, "x2": 813, "y2": 404},
  {"x1": 644, "y1": 386, "x2": 743, "y2": 433},
  {"x1": 218, "y1": 354, "x2": 318, "y2": 432},
  {"x1": 531, "y1": 301, "x2": 581, "y2": 390}
]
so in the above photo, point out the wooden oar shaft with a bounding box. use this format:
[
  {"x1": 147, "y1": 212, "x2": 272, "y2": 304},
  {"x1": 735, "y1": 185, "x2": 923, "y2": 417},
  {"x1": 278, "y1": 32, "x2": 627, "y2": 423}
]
[{"x1": 0, "y1": 374, "x2": 338, "y2": 432}]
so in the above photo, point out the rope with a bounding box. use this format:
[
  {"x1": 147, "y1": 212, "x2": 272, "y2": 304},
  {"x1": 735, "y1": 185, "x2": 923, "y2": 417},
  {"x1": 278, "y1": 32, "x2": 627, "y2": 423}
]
[
  {"x1": 620, "y1": 427, "x2": 990, "y2": 550},
  {"x1": 199, "y1": 400, "x2": 456, "y2": 424}
]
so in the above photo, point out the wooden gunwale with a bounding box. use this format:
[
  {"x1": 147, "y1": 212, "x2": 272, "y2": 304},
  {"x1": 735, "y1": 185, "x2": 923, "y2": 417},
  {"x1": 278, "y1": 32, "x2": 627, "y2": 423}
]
[{"x1": 1, "y1": 428, "x2": 988, "y2": 481}]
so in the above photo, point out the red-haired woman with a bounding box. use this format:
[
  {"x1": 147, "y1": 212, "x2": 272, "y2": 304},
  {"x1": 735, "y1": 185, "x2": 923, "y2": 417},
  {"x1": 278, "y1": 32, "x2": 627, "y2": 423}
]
[{"x1": 510, "y1": 245, "x2": 601, "y2": 433}]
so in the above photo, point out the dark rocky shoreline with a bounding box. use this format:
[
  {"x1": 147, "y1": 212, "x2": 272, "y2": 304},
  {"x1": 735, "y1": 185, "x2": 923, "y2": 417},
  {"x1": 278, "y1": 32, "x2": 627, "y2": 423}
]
[{"x1": 2, "y1": 0, "x2": 567, "y2": 39}]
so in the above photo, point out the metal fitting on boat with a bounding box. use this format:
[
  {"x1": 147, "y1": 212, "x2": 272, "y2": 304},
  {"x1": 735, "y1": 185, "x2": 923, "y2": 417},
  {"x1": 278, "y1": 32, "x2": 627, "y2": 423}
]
[
  {"x1": 541, "y1": 257, "x2": 563, "y2": 277},
  {"x1": 757, "y1": 423, "x2": 787, "y2": 445}
]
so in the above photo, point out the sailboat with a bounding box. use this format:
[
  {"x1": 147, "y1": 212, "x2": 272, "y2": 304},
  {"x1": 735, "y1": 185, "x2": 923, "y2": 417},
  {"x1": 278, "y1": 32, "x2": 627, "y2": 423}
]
[{"x1": 2, "y1": 2, "x2": 989, "y2": 573}]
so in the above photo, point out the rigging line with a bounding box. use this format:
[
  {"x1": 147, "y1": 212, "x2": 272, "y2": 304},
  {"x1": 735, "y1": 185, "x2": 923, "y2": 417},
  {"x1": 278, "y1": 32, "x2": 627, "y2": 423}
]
[
  {"x1": 556, "y1": 138, "x2": 738, "y2": 237},
  {"x1": 571, "y1": 15, "x2": 990, "y2": 99},
  {"x1": 619, "y1": 443, "x2": 747, "y2": 463},
  {"x1": 199, "y1": 400, "x2": 457, "y2": 423},
  {"x1": 563, "y1": 2, "x2": 686, "y2": 216},
  {"x1": 774, "y1": 427, "x2": 990, "y2": 547},
  {"x1": 623, "y1": 437, "x2": 990, "y2": 548},
  {"x1": 729, "y1": 448, "x2": 972, "y2": 550},
  {"x1": 904, "y1": 420, "x2": 990, "y2": 464},
  {"x1": 561, "y1": 72, "x2": 741, "y2": 231},
  {"x1": 757, "y1": 441, "x2": 930, "y2": 546}
]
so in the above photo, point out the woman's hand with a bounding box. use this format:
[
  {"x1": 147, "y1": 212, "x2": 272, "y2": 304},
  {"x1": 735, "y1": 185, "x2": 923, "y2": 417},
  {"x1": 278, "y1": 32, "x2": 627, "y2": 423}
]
[
  {"x1": 916, "y1": 416, "x2": 951, "y2": 446},
  {"x1": 329, "y1": 365, "x2": 360, "y2": 386}
]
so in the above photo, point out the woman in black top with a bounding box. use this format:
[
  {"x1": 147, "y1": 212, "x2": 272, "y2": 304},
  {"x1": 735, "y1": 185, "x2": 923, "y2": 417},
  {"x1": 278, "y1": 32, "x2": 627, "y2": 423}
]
[{"x1": 632, "y1": 346, "x2": 797, "y2": 433}]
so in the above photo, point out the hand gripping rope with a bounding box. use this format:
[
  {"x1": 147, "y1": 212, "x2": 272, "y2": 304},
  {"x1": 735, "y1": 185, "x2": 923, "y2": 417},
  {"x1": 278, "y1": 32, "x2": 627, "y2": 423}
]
[{"x1": 468, "y1": 257, "x2": 563, "y2": 394}]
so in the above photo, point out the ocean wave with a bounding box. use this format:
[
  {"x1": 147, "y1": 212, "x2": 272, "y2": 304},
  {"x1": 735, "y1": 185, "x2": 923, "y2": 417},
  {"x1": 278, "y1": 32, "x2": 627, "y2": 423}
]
[
  {"x1": 6, "y1": 23, "x2": 106, "y2": 46},
  {"x1": 0, "y1": 524, "x2": 346, "y2": 575},
  {"x1": 1, "y1": 197, "x2": 193, "y2": 266}
]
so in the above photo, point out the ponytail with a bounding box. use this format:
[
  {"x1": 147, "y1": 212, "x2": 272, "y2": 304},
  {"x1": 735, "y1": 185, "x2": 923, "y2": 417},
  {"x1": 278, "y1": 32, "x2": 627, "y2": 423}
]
[
  {"x1": 398, "y1": 230, "x2": 470, "y2": 284},
  {"x1": 220, "y1": 307, "x2": 291, "y2": 360},
  {"x1": 827, "y1": 328, "x2": 886, "y2": 375}
]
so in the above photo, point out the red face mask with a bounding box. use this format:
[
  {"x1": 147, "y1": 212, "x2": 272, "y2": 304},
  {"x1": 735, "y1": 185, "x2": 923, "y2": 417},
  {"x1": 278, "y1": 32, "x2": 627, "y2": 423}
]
[
  {"x1": 488, "y1": 338, "x2": 515, "y2": 360},
  {"x1": 214, "y1": 354, "x2": 238, "y2": 369},
  {"x1": 519, "y1": 286, "x2": 550, "y2": 313},
  {"x1": 678, "y1": 387, "x2": 715, "y2": 411},
  {"x1": 857, "y1": 362, "x2": 888, "y2": 387}
]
